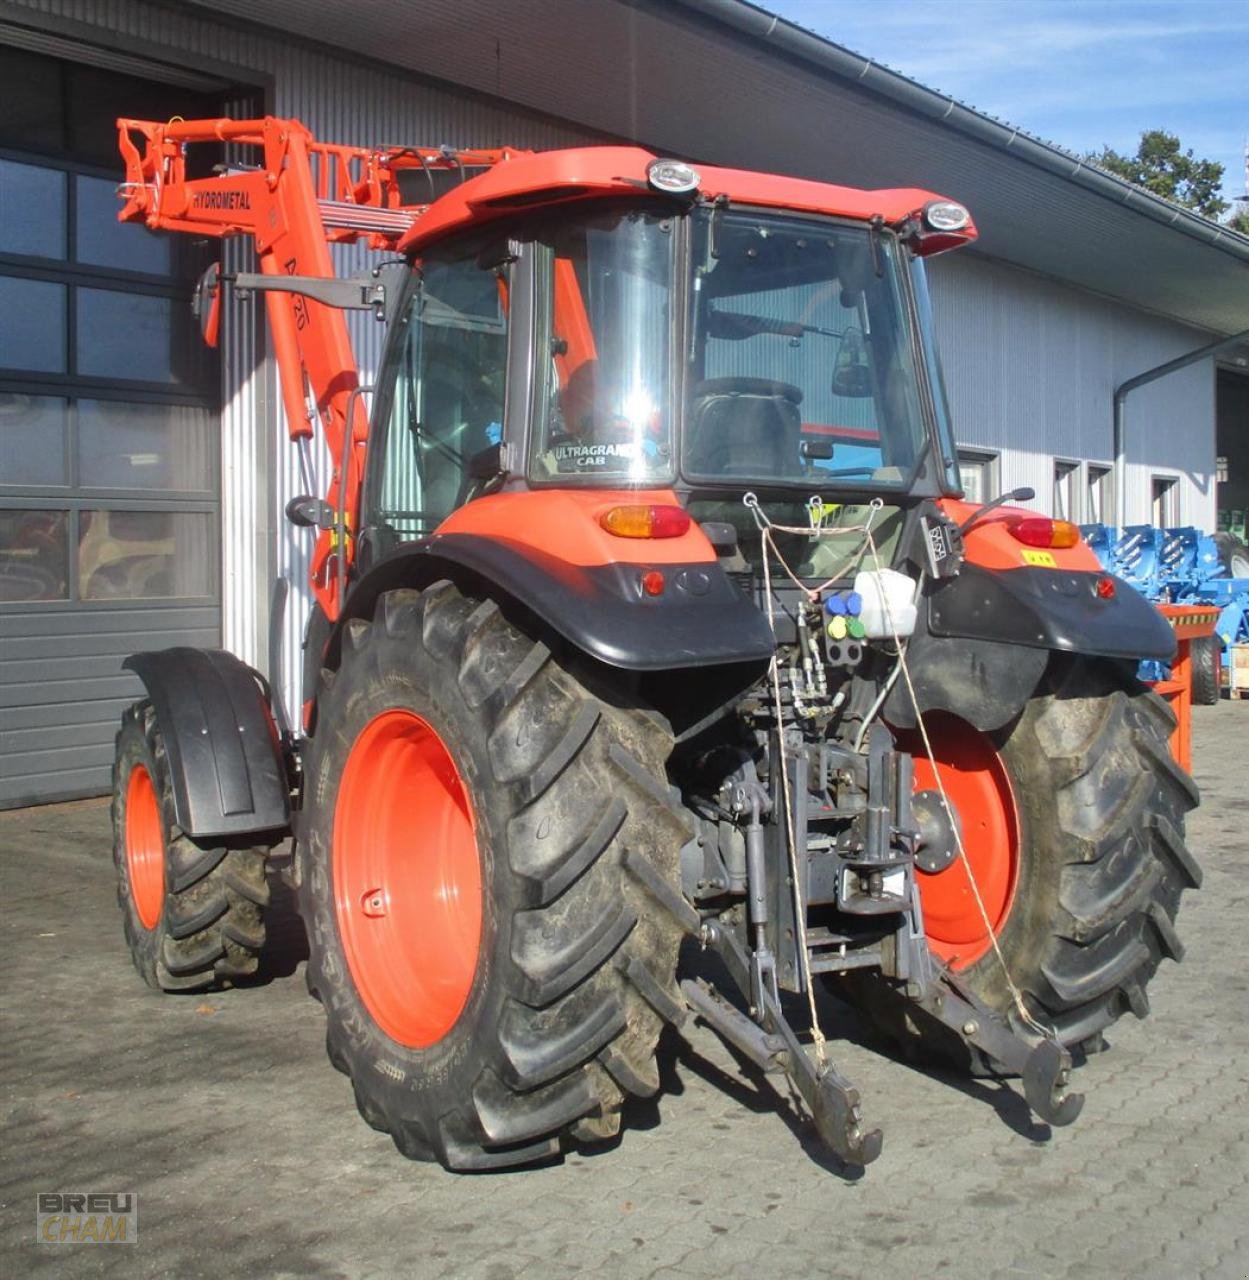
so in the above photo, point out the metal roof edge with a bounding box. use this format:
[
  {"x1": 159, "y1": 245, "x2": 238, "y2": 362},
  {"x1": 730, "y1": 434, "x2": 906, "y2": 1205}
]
[{"x1": 668, "y1": 0, "x2": 1249, "y2": 268}]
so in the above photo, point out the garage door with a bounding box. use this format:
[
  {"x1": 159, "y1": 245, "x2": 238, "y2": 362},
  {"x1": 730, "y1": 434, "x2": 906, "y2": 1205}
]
[{"x1": 1, "y1": 48, "x2": 225, "y2": 808}]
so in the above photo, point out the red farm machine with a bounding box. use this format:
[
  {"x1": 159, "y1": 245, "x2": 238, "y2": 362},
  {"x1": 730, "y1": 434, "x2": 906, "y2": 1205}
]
[{"x1": 109, "y1": 115, "x2": 1200, "y2": 1171}]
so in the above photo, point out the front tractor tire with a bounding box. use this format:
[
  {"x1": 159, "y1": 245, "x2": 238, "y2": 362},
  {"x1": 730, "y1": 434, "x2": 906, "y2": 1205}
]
[
  {"x1": 861, "y1": 657, "x2": 1201, "y2": 1059},
  {"x1": 112, "y1": 702, "x2": 270, "y2": 991},
  {"x1": 298, "y1": 582, "x2": 691, "y2": 1172}
]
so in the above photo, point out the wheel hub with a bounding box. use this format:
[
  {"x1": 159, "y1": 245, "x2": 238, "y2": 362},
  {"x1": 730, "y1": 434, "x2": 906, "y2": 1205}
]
[{"x1": 912, "y1": 788, "x2": 960, "y2": 874}]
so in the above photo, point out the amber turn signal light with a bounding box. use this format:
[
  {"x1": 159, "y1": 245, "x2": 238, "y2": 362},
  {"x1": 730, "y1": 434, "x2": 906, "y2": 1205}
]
[
  {"x1": 1007, "y1": 516, "x2": 1081, "y2": 549},
  {"x1": 599, "y1": 504, "x2": 691, "y2": 539}
]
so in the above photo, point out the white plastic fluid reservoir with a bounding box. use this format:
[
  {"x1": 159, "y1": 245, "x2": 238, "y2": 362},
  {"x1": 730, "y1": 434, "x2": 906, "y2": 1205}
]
[{"x1": 853, "y1": 568, "x2": 918, "y2": 639}]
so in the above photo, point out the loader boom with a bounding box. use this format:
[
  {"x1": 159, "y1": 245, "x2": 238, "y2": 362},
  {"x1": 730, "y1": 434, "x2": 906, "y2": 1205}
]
[{"x1": 116, "y1": 115, "x2": 517, "y2": 617}]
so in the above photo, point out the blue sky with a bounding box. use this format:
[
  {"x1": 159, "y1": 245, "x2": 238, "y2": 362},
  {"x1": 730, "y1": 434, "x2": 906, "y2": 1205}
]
[{"x1": 761, "y1": 0, "x2": 1248, "y2": 210}]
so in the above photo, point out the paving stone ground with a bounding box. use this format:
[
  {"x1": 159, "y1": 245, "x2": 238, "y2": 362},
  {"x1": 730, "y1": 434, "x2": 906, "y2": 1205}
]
[{"x1": 1, "y1": 703, "x2": 1246, "y2": 1280}]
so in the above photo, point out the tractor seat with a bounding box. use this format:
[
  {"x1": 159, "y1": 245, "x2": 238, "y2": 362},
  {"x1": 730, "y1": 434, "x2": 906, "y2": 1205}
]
[{"x1": 686, "y1": 377, "x2": 803, "y2": 478}]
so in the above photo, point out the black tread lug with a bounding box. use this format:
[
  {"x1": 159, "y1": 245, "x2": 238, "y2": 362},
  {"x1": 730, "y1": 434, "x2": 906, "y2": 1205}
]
[
  {"x1": 154, "y1": 964, "x2": 213, "y2": 993},
  {"x1": 1040, "y1": 927, "x2": 1151, "y2": 1008},
  {"x1": 165, "y1": 892, "x2": 229, "y2": 940},
  {"x1": 222, "y1": 916, "x2": 266, "y2": 952},
  {"x1": 1146, "y1": 900, "x2": 1184, "y2": 961},
  {"x1": 519, "y1": 704, "x2": 601, "y2": 804},
  {"x1": 500, "y1": 995, "x2": 627, "y2": 1090},
  {"x1": 512, "y1": 798, "x2": 627, "y2": 905},
  {"x1": 623, "y1": 846, "x2": 701, "y2": 936},
  {"x1": 1060, "y1": 848, "x2": 1161, "y2": 942},
  {"x1": 512, "y1": 903, "x2": 637, "y2": 1007},
  {"x1": 598, "y1": 1043, "x2": 661, "y2": 1098},
  {"x1": 441, "y1": 1132, "x2": 560, "y2": 1172},
  {"x1": 379, "y1": 587, "x2": 423, "y2": 636},
  {"x1": 342, "y1": 617, "x2": 371, "y2": 654},
  {"x1": 160, "y1": 931, "x2": 226, "y2": 975},
  {"x1": 488, "y1": 641, "x2": 550, "y2": 721},
  {"x1": 608, "y1": 743, "x2": 694, "y2": 839},
  {"x1": 167, "y1": 841, "x2": 228, "y2": 894},
  {"x1": 620, "y1": 952, "x2": 689, "y2": 1027},
  {"x1": 222, "y1": 861, "x2": 271, "y2": 907},
  {"x1": 1151, "y1": 814, "x2": 1203, "y2": 889},
  {"x1": 1133, "y1": 727, "x2": 1200, "y2": 810},
  {"x1": 471, "y1": 1068, "x2": 599, "y2": 1146}
]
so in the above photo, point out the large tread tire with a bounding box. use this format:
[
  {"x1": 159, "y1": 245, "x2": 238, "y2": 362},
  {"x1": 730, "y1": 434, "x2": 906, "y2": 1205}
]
[
  {"x1": 1213, "y1": 531, "x2": 1249, "y2": 580},
  {"x1": 112, "y1": 701, "x2": 271, "y2": 992},
  {"x1": 852, "y1": 656, "x2": 1201, "y2": 1060},
  {"x1": 1190, "y1": 636, "x2": 1221, "y2": 706},
  {"x1": 298, "y1": 582, "x2": 692, "y2": 1171}
]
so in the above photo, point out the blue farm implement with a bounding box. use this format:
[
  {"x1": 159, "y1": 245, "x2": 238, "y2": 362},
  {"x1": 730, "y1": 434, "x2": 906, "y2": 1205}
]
[{"x1": 1081, "y1": 524, "x2": 1249, "y2": 667}]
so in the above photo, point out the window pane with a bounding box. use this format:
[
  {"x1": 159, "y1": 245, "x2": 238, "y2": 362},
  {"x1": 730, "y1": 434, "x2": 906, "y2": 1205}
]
[
  {"x1": 79, "y1": 509, "x2": 215, "y2": 600},
  {"x1": 78, "y1": 401, "x2": 213, "y2": 491},
  {"x1": 0, "y1": 393, "x2": 68, "y2": 486},
  {"x1": 75, "y1": 175, "x2": 172, "y2": 275},
  {"x1": 76, "y1": 288, "x2": 209, "y2": 387},
  {"x1": 0, "y1": 276, "x2": 67, "y2": 373},
  {"x1": 378, "y1": 259, "x2": 508, "y2": 538},
  {"x1": 0, "y1": 161, "x2": 67, "y2": 259},
  {"x1": 0, "y1": 508, "x2": 69, "y2": 601}
]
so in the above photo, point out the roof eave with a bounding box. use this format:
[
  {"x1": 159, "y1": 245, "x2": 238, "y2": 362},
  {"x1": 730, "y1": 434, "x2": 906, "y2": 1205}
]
[{"x1": 671, "y1": 0, "x2": 1249, "y2": 266}]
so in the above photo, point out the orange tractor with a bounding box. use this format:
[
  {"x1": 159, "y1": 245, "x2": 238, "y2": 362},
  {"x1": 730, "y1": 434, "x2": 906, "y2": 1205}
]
[{"x1": 110, "y1": 116, "x2": 1199, "y2": 1170}]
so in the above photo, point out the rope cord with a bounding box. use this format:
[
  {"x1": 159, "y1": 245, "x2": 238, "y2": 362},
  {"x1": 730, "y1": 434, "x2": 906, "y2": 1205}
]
[{"x1": 746, "y1": 494, "x2": 1056, "y2": 1049}]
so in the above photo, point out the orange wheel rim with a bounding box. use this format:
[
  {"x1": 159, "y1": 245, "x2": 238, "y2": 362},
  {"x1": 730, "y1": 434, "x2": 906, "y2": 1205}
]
[
  {"x1": 332, "y1": 710, "x2": 482, "y2": 1049},
  {"x1": 125, "y1": 764, "x2": 165, "y2": 930},
  {"x1": 909, "y1": 715, "x2": 1019, "y2": 970}
]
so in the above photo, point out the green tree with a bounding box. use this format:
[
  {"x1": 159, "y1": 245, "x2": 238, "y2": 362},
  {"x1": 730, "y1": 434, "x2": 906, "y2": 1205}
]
[
  {"x1": 1227, "y1": 209, "x2": 1249, "y2": 236},
  {"x1": 1087, "y1": 129, "x2": 1228, "y2": 219}
]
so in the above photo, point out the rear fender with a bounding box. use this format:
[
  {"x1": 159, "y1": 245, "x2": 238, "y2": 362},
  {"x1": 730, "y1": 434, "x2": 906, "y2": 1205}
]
[
  {"x1": 929, "y1": 499, "x2": 1175, "y2": 663},
  {"x1": 123, "y1": 648, "x2": 291, "y2": 840},
  {"x1": 333, "y1": 535, "x2": 775, "y2": 674}
]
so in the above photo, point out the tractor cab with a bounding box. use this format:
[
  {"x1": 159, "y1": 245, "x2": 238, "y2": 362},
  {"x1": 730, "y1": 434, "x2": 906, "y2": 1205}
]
[{"x1": 359, "y1": 158, "x2": 968, "y2": 582}]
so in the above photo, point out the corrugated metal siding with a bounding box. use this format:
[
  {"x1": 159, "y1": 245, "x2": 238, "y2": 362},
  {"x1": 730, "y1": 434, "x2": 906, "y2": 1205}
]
[
  {"x1": 0, "y1": 604, "x2": 218, "y2": 806},
  {"x1": 927, "y1": 254, "x2": 1217, "y2": 527}
]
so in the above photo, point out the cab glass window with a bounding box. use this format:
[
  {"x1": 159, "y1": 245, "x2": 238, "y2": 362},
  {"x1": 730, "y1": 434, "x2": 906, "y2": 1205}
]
[{"x1": 375, "y1": 254, "x2": 508, "y2": 539}]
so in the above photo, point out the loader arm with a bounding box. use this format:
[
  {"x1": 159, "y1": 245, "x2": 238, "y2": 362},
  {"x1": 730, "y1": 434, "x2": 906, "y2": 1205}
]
[{"x1": 116, "y1": 115, "x2": 515, "y2": 618}]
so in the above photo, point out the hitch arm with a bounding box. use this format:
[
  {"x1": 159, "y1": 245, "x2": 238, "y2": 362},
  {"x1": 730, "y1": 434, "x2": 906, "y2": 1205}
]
[
  {"x1": 686, "y1": 923, "x2": 883, "y2": 1165},
  {"x1": 915, "y1": 976, "x2": 1085, "y2": 1127}
]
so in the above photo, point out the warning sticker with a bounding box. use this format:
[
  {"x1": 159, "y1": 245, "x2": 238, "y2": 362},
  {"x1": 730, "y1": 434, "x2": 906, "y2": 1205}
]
[{"x1": 1021, "y1": 549, "x2": 1057, "y2": 568}]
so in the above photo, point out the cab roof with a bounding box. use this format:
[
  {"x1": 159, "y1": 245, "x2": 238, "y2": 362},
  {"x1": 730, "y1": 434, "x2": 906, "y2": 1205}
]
[{"x1": 396, "y1": 144, "x2": 975, "y2": 254}]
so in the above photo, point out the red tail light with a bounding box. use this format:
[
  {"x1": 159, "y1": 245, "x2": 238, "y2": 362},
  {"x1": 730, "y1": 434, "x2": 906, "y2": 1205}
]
[
  {"x1": 600, "y1": 504, "x2": 690, "y2": 539},
  {"x1": 1007, "y1": 516, "x2": 1080, "y2": 549}
]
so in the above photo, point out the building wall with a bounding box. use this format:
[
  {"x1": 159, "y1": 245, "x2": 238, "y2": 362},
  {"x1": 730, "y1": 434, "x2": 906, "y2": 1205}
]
[
  {"x1": 928, "y1": 253, "x2": 1218, "y2": 528},
  {"x1": 5, "y1": 0, "x2": 601, "y2": 718}
]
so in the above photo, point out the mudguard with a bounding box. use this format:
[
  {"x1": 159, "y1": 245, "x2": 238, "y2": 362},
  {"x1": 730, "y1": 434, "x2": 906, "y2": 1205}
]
[
  {"x1": 123, "y1": 648, "x2": 290, "y2": 839},
  {"x1": 927, "y1": 564, "x2": 1176, "y2": 661},
  {"x1": 886, "y1": 564, "x2": 1176, "y2": 732},
  {"x1": 338, "y1": 535, "x2": 776, "y2": 672}
]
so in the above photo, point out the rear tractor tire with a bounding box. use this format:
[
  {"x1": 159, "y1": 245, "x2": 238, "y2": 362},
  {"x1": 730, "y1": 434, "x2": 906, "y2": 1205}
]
[
  {"x1": 297, "y1": 582, "x2": 692, "y2": 1171},
  {"x1": 851, "y1": 656, "x2": 1201, "y2": 1062},
  {"x1": 1189, "y1": 636, "x2": 1221, "y2": 706},
  {"x1": 112, "y1": 701, "x2": 271, "y2": 991}
]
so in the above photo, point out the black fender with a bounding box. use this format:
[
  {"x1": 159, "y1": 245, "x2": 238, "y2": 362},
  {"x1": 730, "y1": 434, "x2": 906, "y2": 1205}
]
[
  {"x1": 885, "y1": 564, "x2": 1175, "y2": 733},
  {"x1": 928, "y1": 564, "x2": 1176, "y2": 661},
  {"x1": 123, "y1": 648, "x2": 291, "y2": 840},
  {"x1": 337, "y1": 534, "x2": 776, "y2": 672}
]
